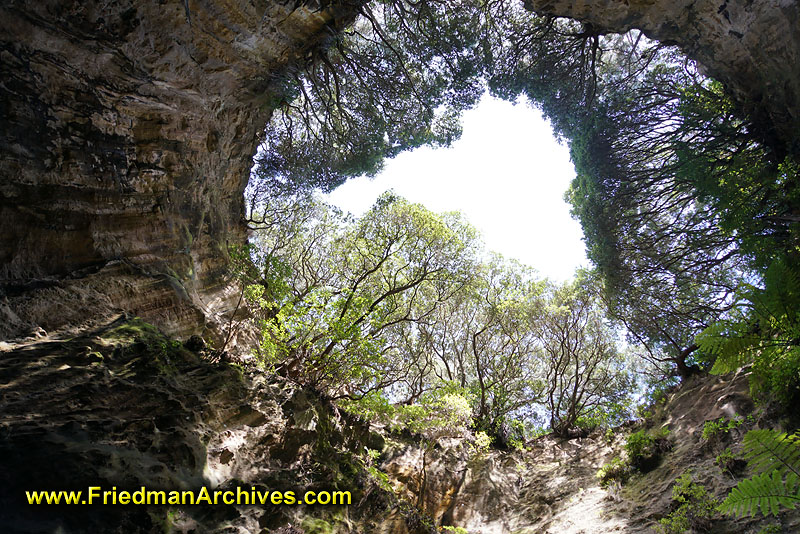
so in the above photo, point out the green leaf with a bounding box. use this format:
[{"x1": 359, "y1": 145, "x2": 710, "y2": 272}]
[
  {"x1": 742, "y1": 430, "x2": 800, "y2": 478},
  {"x1": 719, "y1": 470, "x2": 800, "y2": 517},
  {"x1": 719, "y1": 429, "x2": 800, "y2": 517}
]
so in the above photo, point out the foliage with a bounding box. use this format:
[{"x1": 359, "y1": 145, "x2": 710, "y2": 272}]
[
  {"x1": 641, "y1": 374, "x2": 680, "y2": 410},
  {"x1": 555, "y1": 28, "x2": 800, "y2": 386},
  {"x1": 719, "y1": 429, "x2": 800, "y2": 517},
  {"x1": 596, "y1": 456, "x2": 631, "y2": 487},
  {"x1": 499, "y1": 419, "x2": 529, "y2": 451},
  {"x1": 715, "y1": 448, "x2": 738, "y2": 474},
  {"x1": 539, "y1": 274, "x2": 636, "y2": 437},
  {"x1": 470, "y1": 431, "x2": 493, "y2": 455},
  {"x1": 402, "y1": 389, "x2": 475, "y2": 437},
  {"x1": 246, "y1": 0, "x2": 800, "y2": 406},
  {"x1": 300, "y1": 518, "x2": 336, "y2": 534},
  {"x1": 366, "y1": 465, "x2": 394, "y2": 494},
  {"x1": 243, "y1": 192, "x2": 478, "y2": 398},
  {"x1": 598, "y1": 427, "x2": 671, "y2": 489},
  {"x1": 565, "y1": 70, "x2": 751, "y2": 379},
  {"x1": 239, "y1": 187, "x2": 640, "y2": 438},
  {"x1": 625, "y1": 428, "x2": 671, "y2": 472},
  {"x1": 252, "y1": 0, "x2": 489, "y2": 196},
  {"x1": 656, "y1": 473, "x2": 719, "y2": 534},
  {"x1": 337, "y1": 391, "x2": 397, "y2": 425},
  {"x1": 342, "y1": 382, "x2": 476, "y2": 439},
  {"x1": 400, "y1": 255, "x2": 548, "y2": 438},
  {"x1": 699, "y1": 259, "x2": 800, "y2": 404},
  {"x1": 702, "y1": 416, "x2": 745, "y2": 442},
  {"x1": 721, "y1": 471, "x2": 800, "y2": 518}
]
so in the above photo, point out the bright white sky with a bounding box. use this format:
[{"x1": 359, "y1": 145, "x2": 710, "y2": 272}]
[{"x1": 325, "y1": 94, "x2": 589, "y2": 282}]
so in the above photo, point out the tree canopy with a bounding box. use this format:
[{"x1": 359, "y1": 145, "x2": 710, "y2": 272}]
[
  {"x1": 235, "y1": 192, "x2": 637, "y2": 440},
  {"x1": 242, "y1": 0, "x2": 800, "y2": 434}
]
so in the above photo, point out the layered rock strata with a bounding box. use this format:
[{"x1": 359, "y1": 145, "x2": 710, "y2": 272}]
[{"x1": 0, "y1": 0, "x2": 358, "y2": 339}]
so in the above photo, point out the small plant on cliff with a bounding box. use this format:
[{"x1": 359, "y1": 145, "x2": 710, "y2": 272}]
[
  {"x1": 702, "y1": 416, "x2": 745, "y2": 442},
  {"x1": 656, "y1": 472, "x2": 719, "y2": 534},
  {"x1": 625, "y1": 428, "x2": 671, "y2": 472},
  {"x1": 596, "y1": 456, "x2": 632, "y2": 487},
  {"x1": 715, "y1": 447, "x2": 742, "y2": 476},
  {"x1": 604, "y1": 427, "x2": 615, "y2": 445}
]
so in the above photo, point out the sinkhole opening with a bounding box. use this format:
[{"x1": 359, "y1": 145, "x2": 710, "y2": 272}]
[{"x1": 322, "y1": 93, "x2": 588, "y2": 281}]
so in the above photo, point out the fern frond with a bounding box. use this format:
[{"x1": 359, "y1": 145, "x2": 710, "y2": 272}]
[
  {"x1": 742, "y1": 429, "x2": 800, "y2": 478},
  {"x1": 718, "y1": 470, "x2": 800, "y2": 517},
  {"x1": 699, "y1": 313, "x2": 763, "y2": 374}
]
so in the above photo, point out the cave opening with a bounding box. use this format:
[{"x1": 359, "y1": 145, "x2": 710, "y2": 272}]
[
  {"x1": 237, "y1": 0, "x2": 799, "y2": 431},
  {"x1": 2, "y1": 0, "x2": 800, "y2": 531},
  {"x1": 321, "y1": 93, "x2": 588, "y2": 282}
]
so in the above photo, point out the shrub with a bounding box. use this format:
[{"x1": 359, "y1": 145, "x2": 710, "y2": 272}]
[
  {"x1": 625, "y1": 428, "x2": 671, "y2": 472},
  {"x1": 597, "y1": 428, "x2": 671, "y2": 489},
  {"x1": 402, "y1": 390, "x2": 474, "y2": 437},
  {"x1": 469, "y1": 431, "x2": 493, "y2": 456},
  {"x1": 701, "y1": 416, "x2": 744, "y2": 442},
  {"x1": 656, "y1": 473, "x2": 719, "y2": 534},
  {"x1": 715, "y1": 447, "x2": 735, "y2": 471},
  {"x1": 596, "y1": 456, "x2": 632, "y2": 487}
]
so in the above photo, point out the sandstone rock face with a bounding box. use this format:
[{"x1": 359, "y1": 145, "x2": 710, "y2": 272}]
[
  {"x1": 2, "y1": 320, "x2": 799, "y2": 533},
  {"x1": 525, "y1": 0, "x2": 800, "y2": 153},
  {"x1": 0, "y1": 0, "x2": 357, "y2": 338}
]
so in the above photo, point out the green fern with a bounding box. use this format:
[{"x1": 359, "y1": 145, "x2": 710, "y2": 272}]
[
  {"x1": 719, "y1": 470, "x2": 800, "y2": 517},
  {"x1": 719, "y1": 429, "x2": 800, "y2": 517},
  {"x1": 700, "y1": 259, "x2": 800, "y2": 402},
  {"x1": 742, "y1": 430, "x2": 800, "y2": 476}
]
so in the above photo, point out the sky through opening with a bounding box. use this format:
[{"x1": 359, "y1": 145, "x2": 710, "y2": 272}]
[{"x1": 325, "y1": 94, "x2": 589, "y2": 282}]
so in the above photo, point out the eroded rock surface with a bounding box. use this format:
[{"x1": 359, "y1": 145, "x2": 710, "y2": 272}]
[
  {"x1": 0, "y1": 0, "x2": 358, "y2": 339},
  {"x1": 381, "y1": 373, "x2": 800, "y2": 534},
  {"x1": 3, "y1": 318, "x2": 800, "y2": 533},
  {"x1": 0, "y1": 318, "x2": 409, "y2": 533}
]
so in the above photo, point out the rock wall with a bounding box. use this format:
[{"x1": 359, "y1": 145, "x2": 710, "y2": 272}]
[
  {"x1": 380, "y1": 373, "x2": 800, "y2": 534},
  {"x1": 525, "y1": 0, "x2": 800, "y2": 154},
  {"x1": 0, "y1": 0, "x2": 358, "y2": 339},
  {"x1": 2, "y1": 320, "x2": 799, "y2": 533},
  {"x1": 0, "y1": 317, "x2": 414, "y2": 533}
]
